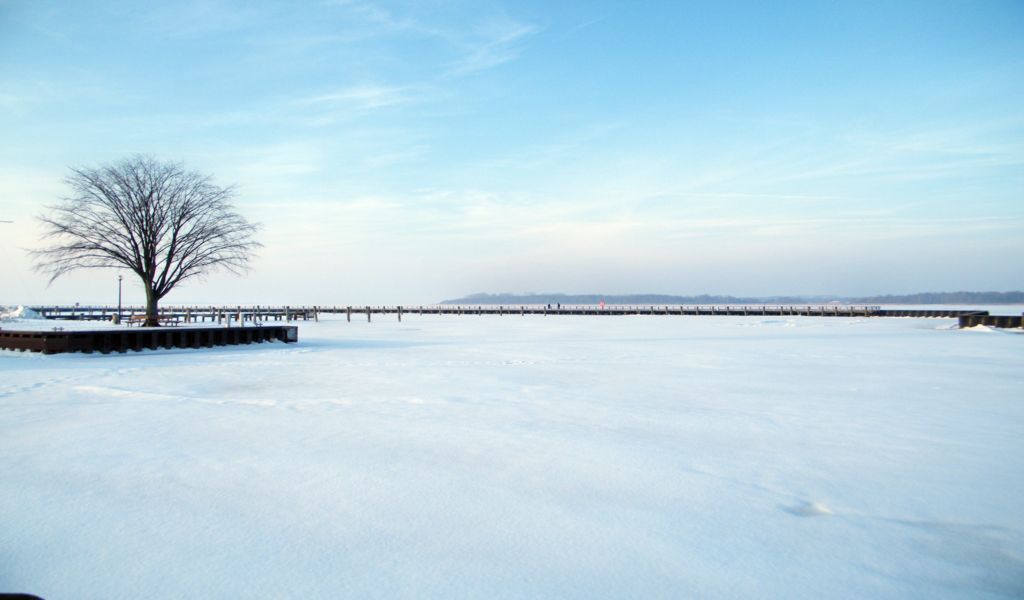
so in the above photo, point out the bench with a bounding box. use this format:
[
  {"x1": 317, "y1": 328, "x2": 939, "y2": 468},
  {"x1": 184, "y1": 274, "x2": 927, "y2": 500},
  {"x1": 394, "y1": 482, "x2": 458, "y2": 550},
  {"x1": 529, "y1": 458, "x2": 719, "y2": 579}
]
[{"x1": 125, "y1": 315, "x2": 182, "y2": 327}]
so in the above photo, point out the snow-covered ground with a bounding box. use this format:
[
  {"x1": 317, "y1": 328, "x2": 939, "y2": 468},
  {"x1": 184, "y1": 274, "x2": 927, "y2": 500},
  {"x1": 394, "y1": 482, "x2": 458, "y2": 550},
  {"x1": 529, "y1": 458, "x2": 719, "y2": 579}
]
[{"x1": 2, "y1": 314, "x2": 1022, "y2": 599}]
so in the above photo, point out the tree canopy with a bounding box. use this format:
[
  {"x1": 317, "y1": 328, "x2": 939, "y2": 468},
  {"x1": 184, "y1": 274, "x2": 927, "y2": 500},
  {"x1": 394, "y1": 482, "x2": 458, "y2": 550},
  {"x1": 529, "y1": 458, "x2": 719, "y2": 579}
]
[{"x1": 33, "y1": 155, "x2": 260, "y2": 324}]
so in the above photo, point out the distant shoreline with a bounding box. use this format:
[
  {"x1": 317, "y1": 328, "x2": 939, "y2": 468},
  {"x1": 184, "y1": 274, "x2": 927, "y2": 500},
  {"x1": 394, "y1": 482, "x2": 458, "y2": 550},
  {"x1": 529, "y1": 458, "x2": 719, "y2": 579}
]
[{"x1": 442, "y1": 291, "x2": 1024, "y2": 305}]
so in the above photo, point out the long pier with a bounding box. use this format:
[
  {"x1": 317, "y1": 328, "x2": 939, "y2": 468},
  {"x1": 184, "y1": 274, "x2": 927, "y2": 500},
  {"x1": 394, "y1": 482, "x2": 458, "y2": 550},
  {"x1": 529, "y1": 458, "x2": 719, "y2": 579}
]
[
  {"x1": 27, "y1": 304, "x2": 997, "y2": 323},
  {"x1": 6, "y1": 306, "x2": 1019, "y2": 355}
]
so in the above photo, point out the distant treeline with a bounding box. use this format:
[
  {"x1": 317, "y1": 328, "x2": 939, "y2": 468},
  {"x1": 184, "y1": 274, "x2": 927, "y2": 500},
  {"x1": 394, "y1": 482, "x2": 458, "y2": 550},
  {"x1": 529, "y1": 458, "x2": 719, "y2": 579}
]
[
  {"x1": 442, "y1": 291, "x2": 1024, "y2": 305},
  {"x1": 849, "y1": 291, "x2": 1024, "y2": 304}
]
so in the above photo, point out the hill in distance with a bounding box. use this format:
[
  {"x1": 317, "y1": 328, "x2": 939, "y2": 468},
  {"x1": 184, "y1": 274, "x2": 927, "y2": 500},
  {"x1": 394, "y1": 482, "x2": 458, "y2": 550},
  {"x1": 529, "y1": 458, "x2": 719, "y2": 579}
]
[{"x1": 441, "y1": 291, "x2": 1024, "y2": 305}]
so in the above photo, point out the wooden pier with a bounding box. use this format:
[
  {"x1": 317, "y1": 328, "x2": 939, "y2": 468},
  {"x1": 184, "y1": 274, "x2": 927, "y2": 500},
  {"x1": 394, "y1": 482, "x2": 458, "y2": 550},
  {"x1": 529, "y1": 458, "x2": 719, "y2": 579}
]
[
  {"x1": 30, "y1": 305, "x2": 322, "y2": 323},
  {"x1": 0, "y1": 325, "x2": 298, "y2": 355},
  {"x1": 27, "y1": 303, "x2": 1002, "y2": 323},
  {"x1": 6, "y1": 305, "x2": 1018, "y2": 355}
]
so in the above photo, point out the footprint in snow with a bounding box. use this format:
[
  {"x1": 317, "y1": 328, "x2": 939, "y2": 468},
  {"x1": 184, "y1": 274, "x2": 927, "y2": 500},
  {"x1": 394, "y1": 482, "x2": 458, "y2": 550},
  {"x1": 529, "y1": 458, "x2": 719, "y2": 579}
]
[{"x1": 784, "y1": 501, "x2": 834, "y2": 517}]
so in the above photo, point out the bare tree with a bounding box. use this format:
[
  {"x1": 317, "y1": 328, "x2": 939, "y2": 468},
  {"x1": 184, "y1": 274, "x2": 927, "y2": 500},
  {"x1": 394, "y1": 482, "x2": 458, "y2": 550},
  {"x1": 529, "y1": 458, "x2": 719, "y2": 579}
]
[{"x1": 32, "y1": 155, "x2": 260, "y2": 326}]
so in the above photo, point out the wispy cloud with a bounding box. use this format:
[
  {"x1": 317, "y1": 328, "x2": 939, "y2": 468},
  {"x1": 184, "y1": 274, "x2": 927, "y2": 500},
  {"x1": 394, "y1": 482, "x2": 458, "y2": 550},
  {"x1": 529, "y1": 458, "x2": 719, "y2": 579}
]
[
  {"x1": 320, "y1": 0, "x2": 416, "y2": 31},
  {"x1": 446, "y1": 18, "x2": 539, "y2": 76},
  {"x1": 205, "y1": 140, "x2": 325, "y2": 193},
  {"x1": 299, "y1": 84, "x2": 411, "y2": 110},
  {"x1": 564, "y1": 16, "x2": 605, "y2": 36},
  {"x1": 316, "y1": 4, "x2": 541, "y2": 77},
  {"x1": 140, "y1": 0, "x2": 270, "y2": 38}
]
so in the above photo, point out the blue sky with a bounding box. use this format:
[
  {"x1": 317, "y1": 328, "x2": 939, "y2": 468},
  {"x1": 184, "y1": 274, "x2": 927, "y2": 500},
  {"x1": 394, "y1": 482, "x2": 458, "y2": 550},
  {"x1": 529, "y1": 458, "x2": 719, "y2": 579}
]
[{"x1": 1, "y1": 0, "x2": 1022, "y2": 305}]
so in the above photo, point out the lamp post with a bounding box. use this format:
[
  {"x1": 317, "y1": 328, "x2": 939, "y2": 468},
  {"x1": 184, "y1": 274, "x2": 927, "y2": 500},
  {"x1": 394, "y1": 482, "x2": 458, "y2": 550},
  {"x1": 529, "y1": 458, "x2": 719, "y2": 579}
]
[{"x1": 117, "y1": 274, "x2": 123, "y2": 324}]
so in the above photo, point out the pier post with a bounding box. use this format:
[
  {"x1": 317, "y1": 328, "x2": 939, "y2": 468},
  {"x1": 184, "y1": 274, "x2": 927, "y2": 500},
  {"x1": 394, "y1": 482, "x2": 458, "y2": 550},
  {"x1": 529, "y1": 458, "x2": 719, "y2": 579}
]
[
  {"x1": 398, "y1": 306, "x2": 402, "y2": 322},
  {"x1": 347, "y1": 306, "x2": 351, "y2": 322},
  {"x1": 366, "y1": 306, "x2": 371, "y2": 322}
]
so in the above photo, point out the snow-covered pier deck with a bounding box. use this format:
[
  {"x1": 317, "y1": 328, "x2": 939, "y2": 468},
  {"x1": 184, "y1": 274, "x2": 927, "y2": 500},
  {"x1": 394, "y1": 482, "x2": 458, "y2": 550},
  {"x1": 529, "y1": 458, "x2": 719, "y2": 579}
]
[{"x1": 0, "y1": 324, "x2": 298, "y2": 354}]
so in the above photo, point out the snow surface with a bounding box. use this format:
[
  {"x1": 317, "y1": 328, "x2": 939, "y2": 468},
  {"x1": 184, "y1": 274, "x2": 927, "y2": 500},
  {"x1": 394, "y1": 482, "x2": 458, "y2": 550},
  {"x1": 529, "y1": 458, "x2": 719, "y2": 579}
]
[{"x1": 1, "y1": 314, "x2": 1022, "y2": 599}]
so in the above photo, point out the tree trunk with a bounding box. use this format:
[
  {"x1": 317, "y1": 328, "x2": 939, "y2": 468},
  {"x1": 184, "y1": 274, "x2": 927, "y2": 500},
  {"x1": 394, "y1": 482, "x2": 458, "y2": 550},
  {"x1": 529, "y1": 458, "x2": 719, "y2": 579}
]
[{"x1": 145, "y1": 285, "x2": 160, "y2": 327}]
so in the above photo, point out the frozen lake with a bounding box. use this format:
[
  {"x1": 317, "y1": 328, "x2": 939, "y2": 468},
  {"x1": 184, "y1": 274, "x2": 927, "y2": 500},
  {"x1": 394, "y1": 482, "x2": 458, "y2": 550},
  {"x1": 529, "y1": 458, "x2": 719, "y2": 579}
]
[{"x1": 2, "y1": 314, "x2": 1022, "y2": 599}]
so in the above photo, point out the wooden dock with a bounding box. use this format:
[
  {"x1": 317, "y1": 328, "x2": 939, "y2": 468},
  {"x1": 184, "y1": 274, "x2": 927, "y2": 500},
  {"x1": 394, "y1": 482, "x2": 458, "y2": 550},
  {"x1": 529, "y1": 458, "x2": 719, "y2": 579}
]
[{"x1": 0, "y1": 325, "x2": 298, "y2": 355}]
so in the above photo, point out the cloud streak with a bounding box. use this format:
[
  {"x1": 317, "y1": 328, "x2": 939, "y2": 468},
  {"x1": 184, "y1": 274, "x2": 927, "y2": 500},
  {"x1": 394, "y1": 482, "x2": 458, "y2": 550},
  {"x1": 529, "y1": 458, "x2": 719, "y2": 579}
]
[{"x1": 445, "y1": 19, "x2": 539, "y2": 76}]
